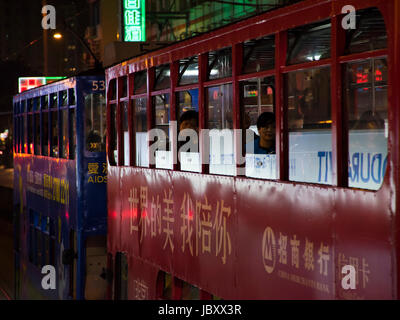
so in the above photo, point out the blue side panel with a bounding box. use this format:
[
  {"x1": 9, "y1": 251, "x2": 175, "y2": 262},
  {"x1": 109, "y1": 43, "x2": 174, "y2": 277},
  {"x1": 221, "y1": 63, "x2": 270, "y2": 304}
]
[{"x1": 13, "y1": 75, "x2": 107, "y2": 300}]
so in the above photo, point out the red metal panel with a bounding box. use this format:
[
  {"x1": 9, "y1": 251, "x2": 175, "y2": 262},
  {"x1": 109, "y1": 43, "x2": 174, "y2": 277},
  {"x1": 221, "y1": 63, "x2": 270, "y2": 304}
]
[{"x1": 107, "y1": 166, "x2": 121, "y2": 255}]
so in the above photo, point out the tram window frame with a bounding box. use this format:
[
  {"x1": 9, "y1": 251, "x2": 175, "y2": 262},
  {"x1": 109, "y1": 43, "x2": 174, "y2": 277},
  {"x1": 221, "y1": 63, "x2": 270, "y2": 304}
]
[
  {"x1": 241, "y1": 76, "x2": 277, "y2": 180},
  {"x1": 84, "y1": 91, "x2": 106, "y2": 153},
  {"x1": 153, "y1": 93, "x2": 172, "y2": 170},
  {"x1": 208, "y1": 47, "x2": 232, "y2": 80},
  {"x1": 34, "y1": 111, "x2": 41, "y2": 155},
  {"x1": 132, "y1": 97, "x2": 149, "y2": 168},
  {"x1": 109, "y1": 103, "x2": 118, "y2": 166},
  {"x1": 70, "y1": 107, "x2": 77, "y2": 160},
  {"x1": 50, "y1": 104, "x2": 59, "y2": 158},
  {"x1": 60, "y1": 107, "x2": 69, "y2": 159},
  {"x1": 287, "y1": 19, "x2": 331, "y2": 65},
  {"x1": 178, "y1": 56, "x2": 199, "y2": 86}
]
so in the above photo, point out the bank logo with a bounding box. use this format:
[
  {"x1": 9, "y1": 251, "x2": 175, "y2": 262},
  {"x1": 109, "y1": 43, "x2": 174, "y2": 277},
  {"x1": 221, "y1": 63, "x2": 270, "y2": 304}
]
[{"x1": 262, "y1": 226, "x2": 276, "y2": 274}]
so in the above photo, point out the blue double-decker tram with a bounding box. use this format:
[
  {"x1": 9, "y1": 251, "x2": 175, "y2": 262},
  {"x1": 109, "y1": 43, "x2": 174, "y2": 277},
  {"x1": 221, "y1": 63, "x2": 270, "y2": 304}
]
[{"x1": 12, "y1": 75, "x2": 108, "y2": 300}]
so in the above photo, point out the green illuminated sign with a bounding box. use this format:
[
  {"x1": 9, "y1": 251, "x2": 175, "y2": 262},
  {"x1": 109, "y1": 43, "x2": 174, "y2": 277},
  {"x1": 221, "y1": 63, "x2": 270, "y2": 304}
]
[{"x1": 123, "y1": 0, "x2": 146, "y2": 42}]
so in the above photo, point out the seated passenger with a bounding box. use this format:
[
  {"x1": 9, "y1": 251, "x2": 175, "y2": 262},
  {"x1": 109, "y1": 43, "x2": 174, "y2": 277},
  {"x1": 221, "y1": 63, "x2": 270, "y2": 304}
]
[
  {"x1": 246, "y1": 112, "x2": 275, "y2": 155},
  {"x1": 179, "y1": 110, "x2": 199, "y2": 133}
]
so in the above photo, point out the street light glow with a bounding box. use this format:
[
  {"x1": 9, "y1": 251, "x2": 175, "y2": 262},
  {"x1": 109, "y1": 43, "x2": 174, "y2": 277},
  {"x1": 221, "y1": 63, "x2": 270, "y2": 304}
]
[{"x1": 53, "y1": 33, "x2": 62, "y2": 39}]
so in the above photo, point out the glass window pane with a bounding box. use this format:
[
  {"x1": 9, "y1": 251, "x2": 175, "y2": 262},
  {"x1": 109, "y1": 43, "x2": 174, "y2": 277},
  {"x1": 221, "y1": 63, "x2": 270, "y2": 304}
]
[
  {"x1": 69, "y1": 88, "x2": 76, "y2": 105},
  {"x1": 50, "y1": 110, "x2": 58, "y2": 157},
  {"x1": 287, "y1": 20, "x2": 331, "y2": 65},
  {"x1": 61, "y1": 90, "x2": 68, "y2": 106},
  {"x1": 61, "y1": 109, "x2": 69, "y2": 159},
  {"x1": 208, "y1": 48, "x2": 232, "y2": 80},
  {"x1": 242, "y1": 77, "x2": 276, "y2": 180},
  {"x1": 42, "y1": 112, "x2": 49, "y2": 156},
  {"x1": 179, "y1": 56, "x2": 199, "y2": 86},
  {"x1": 134, "y1": 71, "x2": 147, "y2": 94},
  {"x1": 243, "y1": 35, "x2": 275, "y2": 74},
  {"x1": 50, "y1": 93, "x2": 57, "y2": 108},
  {"x1": 28, "y1": 114, "x2": 33, "y2": 154},
  {"x1": 154, "y1": 64, "x2": 170, "y2": 90},
  {"x1": 287, "y1": 67, "x2": 332, "y2": 184},
  {"x1": 154, "y1": 94, "x2": 172, "y2": 169},
  {"x1": 120, "y1": 76, "x2": 128, "y2": 97},
  {"x1": 42, "y1": 95, "x2": 48, "y2": 110},
  {"x1": 34, "y1": 114, "x2": 41, "y2": 155},
  {"x1": 27, "y1": 99, "x2": 33, "y2": 112},
  {"x1": 345, "y1": 58, "x2": 388, "y2": 190},
  {"x1": 84, "y1": 93, "x2": 106, "y2": 152},
  {"x1": 109, "y1": 79, "x2": 117, "y2": 100},
  {"x1": 70, "y1": 108, "x2": 76, "y2": 160},
  {"x1": 208, "y1": 84, "x2": 234, "y2": 176},
  {"x1": 109, "y1": 104, "x2": 118, "y2": 165},
  {"x1": 133, "y1": 98, "x2": 148, "y2": 167},
  {"x1": 122, "y1": 102, "x2": 129, "y2": 166},
  {"x1": 177, "y1": 89, "x2": 200, "y2": 172},
  {"x1": 23, "y1": 114, "x2": 27, "y2": 153},
  {"x1": 346, "y1": 7, "x2": 387, "y2": 54}
]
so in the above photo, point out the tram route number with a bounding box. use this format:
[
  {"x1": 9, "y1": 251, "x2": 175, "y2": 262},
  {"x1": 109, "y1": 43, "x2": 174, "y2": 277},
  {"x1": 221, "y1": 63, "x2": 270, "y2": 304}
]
[{"x1": 92, "y1": 80, "x2": 105, "y2": 91}]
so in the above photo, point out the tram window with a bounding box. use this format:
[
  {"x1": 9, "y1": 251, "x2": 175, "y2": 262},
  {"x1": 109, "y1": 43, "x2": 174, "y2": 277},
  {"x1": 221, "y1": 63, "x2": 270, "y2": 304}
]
[
  {"x1": 287, "y1": 20, "x2": 331, "y2": 65},
  {"x1": 182, "y1": 282, "x2": 200, "y2": 300},
  {"x1": 287, "y1": 67, "x2": 332, "y2": 185},
  {"x1": 133, "y1": 98, "x2": 149, "y2": 167},
  {"x1": 345, "y1": 58, "x2": 388, "y2": 190},
  {"x1": 109, "y1": 104, "x2": 118, "y2": 165},
  {"x1": 50, "y1": 93, "x2": 57, "y2": 108},
  {"x1": 242, "y1": 77, "x2": 276, "y2": 180},
  {"x1": 154, "y1": 94, "x2": 172, "y2": 169},
  {"x1": 33, "y1": 97, "x2": 40, "y2": 111},
  {"x1": 163, "y1": 273, "x2": 173, "y2": 300},
  {"x1": 42, "y1": 112, "x2": 49, "y2": 156},
  {"x1": 69, "y1": 88, "x2": 76, "y2": 105},
  {"x1": 34, "y1": 113, "x2": 40, "y2": 155},
  {"x1": 122, "y1": 101, "x2": 129, "y2": 166},
  {"x1": 208, "y1": 84, "x2": 235, "y2": 176},
  {"x1": 345, "y1": 7, "x2": 387, "y2": 55},
  {"x1": 61, "y1": 90, "x2": 68, "y2": 106},
  {"x1": 121, "y1": 76, "x2": 128, "y2": 98},
  {"x1": 41, "y1": 95, "x2": 48, "y2": 110},
  {"x1": 177, "y1": 90, "x2": 200, "y2": 172},
  {"x1": 179, "y1": 56, "x2": 199, "y2": 86},
  {"x1": 27, "y1": 114, "x2": 33, "y2": 154},
  {"x1": 115, "y1": 252, "x2": 128, "y2": 300},
  {"x1": 208, "y1": 47, "x2": 232, "y2": 80},
  {"x1": 84, "y1": 92, "x2": 106, "y2": 152},
  {"x1": 154, "y1": 64, "x2": 170, "y2": 90},
  {"x1": 134, "y1": 70, "x2": 147, "y2": 94},
  {"x1": 60, "y1": 109, "x2": 69, "y2": 158},
  {"x1": 243, "y1": 35, "x2": 275, "y2": 74},
  {"x1": 27, "y1": 99, "x2": 33, "y2": 112},
  {"x1": 23, "y1": 113, "x2": 27, "y2": 153},
  {"x1": 50, "y1": 110, "x2": 58, "y2": 157},
  {"x1": 70, "y1": 108, "x2": 76, "y2": 159},
  {"x1": 109, "y1": 78, "x2": 117, "y2": 101}
]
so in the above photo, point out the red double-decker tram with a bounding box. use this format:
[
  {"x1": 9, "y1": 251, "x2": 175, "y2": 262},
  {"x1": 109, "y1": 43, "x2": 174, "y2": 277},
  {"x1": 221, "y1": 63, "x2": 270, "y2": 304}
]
[{"x1": 106, "y1": 0, "x2": 400, "y2": 299}]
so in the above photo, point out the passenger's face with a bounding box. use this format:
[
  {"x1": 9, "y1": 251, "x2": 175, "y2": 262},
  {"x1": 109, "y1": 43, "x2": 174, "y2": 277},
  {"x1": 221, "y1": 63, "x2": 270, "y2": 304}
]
[
  {"x1": 180, "y1": 119, "x2": 198, "y2": 132},
  {"x1": 259, "y1": 123, "x2": 275, "y2": 142}
]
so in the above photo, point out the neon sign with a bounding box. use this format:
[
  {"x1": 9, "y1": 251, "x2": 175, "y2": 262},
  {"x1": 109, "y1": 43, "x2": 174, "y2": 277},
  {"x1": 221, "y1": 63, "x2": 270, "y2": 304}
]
[
  {"x1": 123, "y1": 0, "x2": 146, "y2": 42},
  {"x1": 18, "y1": 77, "x2": 66, "y2": 93}
]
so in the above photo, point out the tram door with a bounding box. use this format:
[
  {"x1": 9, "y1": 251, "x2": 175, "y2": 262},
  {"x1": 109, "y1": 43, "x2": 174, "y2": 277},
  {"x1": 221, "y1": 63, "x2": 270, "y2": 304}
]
[{"x1": 85, "y1": 235, "x2": 107, "y2": 299}]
